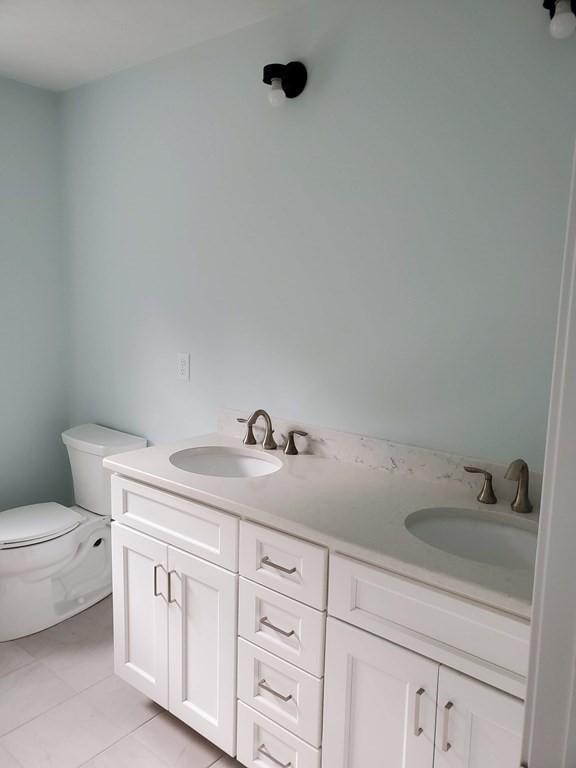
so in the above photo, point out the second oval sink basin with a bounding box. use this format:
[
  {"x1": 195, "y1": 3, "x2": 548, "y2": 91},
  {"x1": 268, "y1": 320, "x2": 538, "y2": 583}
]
[
  {"x1": 169, "y1": 446, "x2": 282, "y2": 478},
  {"x1": 405, "y1": 507, "x2": 537, "y2": 569}
]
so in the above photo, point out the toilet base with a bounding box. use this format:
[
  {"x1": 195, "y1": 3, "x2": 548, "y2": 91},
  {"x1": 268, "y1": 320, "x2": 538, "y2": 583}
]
[{"x1": 0, "y1": 509, "x2": 112, "y2": 642}]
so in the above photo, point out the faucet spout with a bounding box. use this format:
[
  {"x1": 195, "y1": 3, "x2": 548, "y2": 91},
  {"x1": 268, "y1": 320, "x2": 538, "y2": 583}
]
[
  {"x1": 245, "y1": 409, "x2": 278, "y2": 450},
  {"x1": 504, "y1": 458, "x2": 533, "y2": 514}
]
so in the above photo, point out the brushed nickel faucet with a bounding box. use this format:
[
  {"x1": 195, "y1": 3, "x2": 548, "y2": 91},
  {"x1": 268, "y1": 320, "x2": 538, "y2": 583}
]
[
  {"x1": 505, "y1": 458, "x2": 533, "y2": 514},
  {"x1": 464, "y1": 466, "x2": 497, "y2": 504},
  {"x1": 237, "y1": 409, "x2": 278, "y2": 450}
]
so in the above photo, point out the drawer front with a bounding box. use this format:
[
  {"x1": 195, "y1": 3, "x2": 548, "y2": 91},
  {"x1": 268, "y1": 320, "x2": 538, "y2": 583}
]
[
  {"x1": 237, "y1": 702, "x2": 321, "y2": 768},
  {"x1": 238, "y1": 638, "x2": 324, "y2": 747},
  {"x1": 329, "y1": 554, "x2": 530, "y2": 678},
  {"x1": 111, "y1": 475, "x2": 238, "y2": 571},
  {"x1": 239, "y1": 579, "x2": 326, "y2": 676},
  {"x1": 240, "y1": 522, "x2": 328, "y2": 609}
]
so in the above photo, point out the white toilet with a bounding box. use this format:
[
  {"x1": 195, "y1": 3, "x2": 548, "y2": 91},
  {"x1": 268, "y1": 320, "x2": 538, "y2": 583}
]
[{"x1": 0, "y1": 424, "x2": 146, "y2": 642}]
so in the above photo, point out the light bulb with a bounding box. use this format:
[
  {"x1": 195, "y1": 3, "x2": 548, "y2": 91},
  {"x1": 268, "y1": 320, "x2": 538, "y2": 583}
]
[
  {"x1": 550, "y1": 1, "x2": 576, "y2": 38},
  {"x1": 268, "y1": 78, "x2": 286, "y2": 107}
]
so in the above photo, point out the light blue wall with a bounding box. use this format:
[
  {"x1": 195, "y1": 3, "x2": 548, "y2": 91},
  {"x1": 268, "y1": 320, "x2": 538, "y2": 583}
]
[
  {"x1": 0, "y1": 77, "x2": 70, "y2": 510},
  {"x1": 61, "y1": 0, "x2": 576, "y2": 468}
]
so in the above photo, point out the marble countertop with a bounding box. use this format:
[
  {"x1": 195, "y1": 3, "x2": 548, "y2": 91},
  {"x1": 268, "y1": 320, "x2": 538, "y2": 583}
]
[{"x1": 104, "y1": 432, "x2": 538, "y2": 621}]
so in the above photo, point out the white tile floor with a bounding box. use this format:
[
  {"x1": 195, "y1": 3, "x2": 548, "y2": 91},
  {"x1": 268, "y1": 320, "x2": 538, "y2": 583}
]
[{"x1": 0, "y1": 597, "x2": 242, "y2": 768}]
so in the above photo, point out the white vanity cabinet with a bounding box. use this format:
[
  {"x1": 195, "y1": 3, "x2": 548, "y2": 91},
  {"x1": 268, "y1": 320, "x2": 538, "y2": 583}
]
[
  {"x1": 322, "y1": 618, "x2": 523, "y2": 768},
  {"x1": 111, "y1": 478, "x2": 239, "y2": 755},
  {"x1": 108, "y1": 471, "x2": 528, "y2": 768}
]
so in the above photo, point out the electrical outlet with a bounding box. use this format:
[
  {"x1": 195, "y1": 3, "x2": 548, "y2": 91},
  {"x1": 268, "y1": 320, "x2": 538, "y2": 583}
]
[{"x1": 176, "y1": 352, "x2": 190, "y2": 382}]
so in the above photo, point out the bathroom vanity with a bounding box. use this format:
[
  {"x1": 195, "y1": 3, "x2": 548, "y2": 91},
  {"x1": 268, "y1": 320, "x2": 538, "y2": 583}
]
[{"x1": 105, "y1": 427, "x2": 536, "y2": 768}]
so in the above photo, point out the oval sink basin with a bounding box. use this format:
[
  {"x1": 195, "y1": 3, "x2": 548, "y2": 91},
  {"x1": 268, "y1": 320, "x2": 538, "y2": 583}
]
[
  {"x1": 405, "y1": 508, "x2": 537, "y2": 569},
  {"x1": 169, "y1": 446, "x2": 282, "y2": 478}
]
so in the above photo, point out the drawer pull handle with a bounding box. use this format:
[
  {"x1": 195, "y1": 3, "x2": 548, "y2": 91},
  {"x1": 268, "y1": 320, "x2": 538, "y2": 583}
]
[
  {"x1": 261, "y1": 556, "x2": 297, "y2": 575},
  {"x1": 260, "y1": 616, "x2": 296, "y2": 638},
  {"x1": 257, "y1": 744, "x2": 292, "y2": 768},
  {"x1": 258, "y1": 679, "x2": 293, "y2": 702},
  {"x1": 414, "y1": 687, "x2": 425, "y2": 736},
  {"x1": 442, "y1": 701, "x2": 454, "y2": 752}
]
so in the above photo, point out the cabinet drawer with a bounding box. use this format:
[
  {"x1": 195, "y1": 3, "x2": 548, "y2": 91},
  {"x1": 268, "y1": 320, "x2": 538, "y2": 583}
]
[
  {"x1": 239, "y1": 579, "x2": 326, "y2": 676},
  {"x1": 329, "y1": 554, "x2": 530, "y2": 679},
  {"x1": 237, "y1": 702, "x2": 321, "y2": 768},
  {"x1": 111, "y1": 475, "x2": 238, "y2": 570},
  {"x1": 238, "y1": 638, "x2": 323, "y2": 747},
  {"x1": 240, "y1": 522, "x2": 328, "y2": 609}
]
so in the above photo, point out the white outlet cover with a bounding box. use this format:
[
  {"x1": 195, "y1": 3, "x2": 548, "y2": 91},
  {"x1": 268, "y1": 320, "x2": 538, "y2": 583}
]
[{"x1": 177, "y1": 352, "x2": 190, "y2": 382}]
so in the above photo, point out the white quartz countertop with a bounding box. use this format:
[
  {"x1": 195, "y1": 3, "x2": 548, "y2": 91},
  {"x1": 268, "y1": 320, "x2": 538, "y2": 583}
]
[{"x1": 104, "y1": 432, "x2": 537, "y2": 621}]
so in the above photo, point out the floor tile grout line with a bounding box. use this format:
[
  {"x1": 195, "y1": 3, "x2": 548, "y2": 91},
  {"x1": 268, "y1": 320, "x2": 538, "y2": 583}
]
[
  {"x1": 207, "y1": 755, "x2": 228, "y2": 768},
  {"x1": 39, "y1": 656, "x2": 115, "y2": 695},
  {"x1": 0, "y1": 666, "x2": 123, "y2": 741},
  {"x1": 2, "y1": 698, "x2": 161, "y2": 767},
  {"x1": 0, "y1": 664, "x2": 82, "y2": 740},
  {"x1": 0, "y1": 656, "x2": 37, "y2": 681},
  {"x1": 74, "y1": 710, "x2": 164, "y2": 768}
]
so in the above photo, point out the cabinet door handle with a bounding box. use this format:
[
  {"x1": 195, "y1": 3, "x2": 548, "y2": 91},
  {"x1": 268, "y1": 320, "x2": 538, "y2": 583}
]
[
  {"x1": 441, "y1": 701, "x2": 454, "y2": 752},
  {"x1": 261, "y1": 556, "x2": 297, "y2": 575},
  {"x1": 167, "y1": 570, "x2": 177, "y2": 604},
  {"x1": 257, "y1": 744, "x2": 292, "y2": 768},
  {"x1": 414, "y1": 687, "x2": 425, "y2": 736},
  {"x1": 258, "y1": 679, "x2": 293, "y2": 702},
  {"x1": 259, "y1": 616, "x2": 296, "y2": 638},
  {"x1": 153, "y1": 564, "x2": 163, "y2": 597}
]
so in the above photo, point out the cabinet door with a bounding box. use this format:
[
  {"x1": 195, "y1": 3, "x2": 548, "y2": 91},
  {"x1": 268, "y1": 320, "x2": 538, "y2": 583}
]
[
  {"x1": 322, "y1": 618, "x2": 438, "y2": 768},
  {"x1": 434, "y1": 667, "x2": 523, "y2": 768},
  {"x1": 168, "y1": 546, "x2": 238, "y2": 755},
  {"x1": 111, "y1": 522, "x2": 169, "y2": 707}
]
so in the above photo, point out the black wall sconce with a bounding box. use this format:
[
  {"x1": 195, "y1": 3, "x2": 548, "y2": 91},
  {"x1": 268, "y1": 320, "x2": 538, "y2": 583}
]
[
  {"x1": 543, "y1": 0, "x2": 576, "y2": 38},
  {"x1": 262, "y1": 61, "x2": 307, "y2": 107}
]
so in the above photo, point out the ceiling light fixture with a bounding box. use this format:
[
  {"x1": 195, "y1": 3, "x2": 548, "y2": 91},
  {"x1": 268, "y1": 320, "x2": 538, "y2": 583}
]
[
  {"x1": 262, "y1": 62, "x2": 307, "y2": 107},
  {"x1": 544, "y1": 0, "x2": 576, "y2": 39}
]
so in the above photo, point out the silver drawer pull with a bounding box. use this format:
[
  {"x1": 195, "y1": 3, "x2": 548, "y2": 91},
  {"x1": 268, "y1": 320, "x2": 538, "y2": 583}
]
[
  {"x1": 260, "y1": 616, "x2": 296, "y2": 638},
  {"x1": 257, "y1": 744, "x2": 292, "y2": 768},
  {"x1": 258, "y1": 679, "x2": 293, "y2": 703},
  {"x1": 414, "y1": 687, "x2": 425, "y2": 736},
  {"x1": 442, "y1": 701, "x2": 454, "y2": 752},
  {"x1": 261, "y1": 556, "x2": 297, "y2": 575}
]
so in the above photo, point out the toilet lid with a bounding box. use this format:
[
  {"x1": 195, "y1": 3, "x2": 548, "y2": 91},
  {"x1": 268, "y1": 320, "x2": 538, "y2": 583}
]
[{"x1": 0, "y1": 503, "x2": 84, "y2": 547}]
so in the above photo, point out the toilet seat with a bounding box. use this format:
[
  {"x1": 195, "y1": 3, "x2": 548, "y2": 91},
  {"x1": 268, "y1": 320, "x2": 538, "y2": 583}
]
[{"x1": 0, "y1": 503, "x2": 85, "y2": 549}]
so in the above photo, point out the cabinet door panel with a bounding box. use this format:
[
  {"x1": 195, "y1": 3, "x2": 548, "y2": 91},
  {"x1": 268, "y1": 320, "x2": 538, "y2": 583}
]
[
  {"x1": 168, "y1": 546, "x2": 238, "y2": 755},
  {"x1": 111, "y1": 523, "x2": 169, "y2": 707},
  {"x1": 322, "y1": 618, "x2": 438, "y2": 768},
  {"x1": 434, "y1": 667, "x2": 523, "y2": 768}
]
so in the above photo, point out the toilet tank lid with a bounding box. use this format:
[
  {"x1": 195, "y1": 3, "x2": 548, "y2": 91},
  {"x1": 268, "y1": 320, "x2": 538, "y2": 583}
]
[{"x1": 62, "y1": 424, "x2": 147, "y2": 457}]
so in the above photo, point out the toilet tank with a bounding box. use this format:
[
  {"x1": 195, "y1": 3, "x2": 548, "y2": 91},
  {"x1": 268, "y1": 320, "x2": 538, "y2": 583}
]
[{"x1": 62, "y1": 424, "x2": 147, "y2": 516}]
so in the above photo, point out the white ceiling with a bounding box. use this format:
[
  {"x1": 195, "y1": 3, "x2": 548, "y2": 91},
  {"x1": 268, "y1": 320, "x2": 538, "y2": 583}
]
[{"x1": 0, "y1": 0, "x2": 302, "y2": 91}]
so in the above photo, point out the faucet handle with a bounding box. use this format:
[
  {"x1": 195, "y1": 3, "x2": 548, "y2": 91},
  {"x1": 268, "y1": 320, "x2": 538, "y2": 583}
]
[
  {"x1": 237, "y1": 417, "x2": 257, "y2": 446},
  {"x1": 284, "y1": 430, "x2": 309, "y2": 456},
  {"x1": 464, "y1": 466, "x2": 497, "y2": 505}
]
